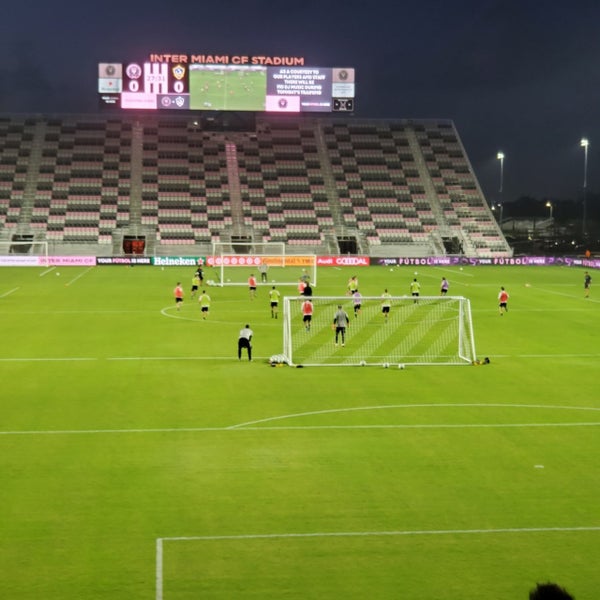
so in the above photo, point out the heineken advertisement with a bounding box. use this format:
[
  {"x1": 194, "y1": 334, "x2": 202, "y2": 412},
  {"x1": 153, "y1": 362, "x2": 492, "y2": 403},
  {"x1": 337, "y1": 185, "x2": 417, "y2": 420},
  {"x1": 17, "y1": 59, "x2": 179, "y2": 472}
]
[{"x1": 151, "y1": 256, "x2": 206, "y2": 267}]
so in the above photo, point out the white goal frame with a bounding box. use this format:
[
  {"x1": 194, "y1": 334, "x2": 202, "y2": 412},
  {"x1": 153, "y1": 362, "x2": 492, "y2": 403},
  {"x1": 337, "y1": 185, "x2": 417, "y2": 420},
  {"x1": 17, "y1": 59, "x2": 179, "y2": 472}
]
[
  {"x1": 209, "y1": 242, "x2": 317, "y2": 287},
  {"x1": 0, "y1": 240, "x2": 49, "y2": 264},
  {"x1": 282, "y1": 295, "x2": 476, "y2": 367}
]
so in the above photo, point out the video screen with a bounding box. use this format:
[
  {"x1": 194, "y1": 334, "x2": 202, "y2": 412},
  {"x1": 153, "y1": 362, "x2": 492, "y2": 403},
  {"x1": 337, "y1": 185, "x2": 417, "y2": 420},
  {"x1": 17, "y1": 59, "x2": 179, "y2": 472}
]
[
  {"x1": 98, "y1": 60, "x2": 354, "y2": 113},
  {"x1": 189, "y1": 65, "x2": 266, "y2": 111}
]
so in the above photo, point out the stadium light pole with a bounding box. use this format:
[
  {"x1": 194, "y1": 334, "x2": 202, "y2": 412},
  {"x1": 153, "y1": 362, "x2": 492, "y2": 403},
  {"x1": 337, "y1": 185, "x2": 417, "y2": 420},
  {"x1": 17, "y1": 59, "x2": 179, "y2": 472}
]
[
  {"x1": 496, "y1": 152, "x2": 505, "y2": 225},
  {"x1": 545, "y1": 201, "x2": 553, "y2": 218},
  {"x1": 496, "y1": 151, "x2": 505, "y2": 195},
  {"x1": 580, "y1": 138, "x2": 589, "y2": 238}
]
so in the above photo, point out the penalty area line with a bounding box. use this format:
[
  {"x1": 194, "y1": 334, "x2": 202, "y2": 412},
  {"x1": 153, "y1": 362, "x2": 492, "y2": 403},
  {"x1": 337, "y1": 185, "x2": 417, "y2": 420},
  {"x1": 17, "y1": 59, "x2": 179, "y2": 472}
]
[
  {"x1": 155, "y1": 525, "x2": 600, "y2": 600},
  {"x1": 159, "y1": 524, "x2": 600, "y2": 543}
]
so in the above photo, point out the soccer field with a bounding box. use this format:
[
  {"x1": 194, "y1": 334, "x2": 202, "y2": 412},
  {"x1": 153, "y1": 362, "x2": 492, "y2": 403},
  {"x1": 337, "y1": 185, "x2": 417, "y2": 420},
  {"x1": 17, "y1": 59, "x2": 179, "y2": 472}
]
[
  {"x1": 1, "y1": 264, "x2": 599, "y2": 599},
  {"x1": 189, "y1": 67, "x2": 266, "y2": 111}
]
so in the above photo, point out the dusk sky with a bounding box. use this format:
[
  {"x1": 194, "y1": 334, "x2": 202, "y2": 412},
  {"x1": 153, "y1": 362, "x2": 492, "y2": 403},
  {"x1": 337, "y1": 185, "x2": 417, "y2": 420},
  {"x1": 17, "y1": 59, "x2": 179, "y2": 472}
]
[{"x1": 1, "y1": 0, "x2": 600, "y2": 205}]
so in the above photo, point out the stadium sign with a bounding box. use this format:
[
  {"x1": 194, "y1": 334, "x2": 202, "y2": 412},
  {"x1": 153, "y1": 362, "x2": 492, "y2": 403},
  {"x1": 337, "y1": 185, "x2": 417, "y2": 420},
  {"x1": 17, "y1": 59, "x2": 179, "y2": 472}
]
[
  {"x1": 152, "y1": 256, "x2": 205, "y2": 267},
  {"x1": 317, "y1": 256, "x2": 370, "y2": 266},
  {"x1": 97, "y1": 257, "x2": 152, "y2": 265}
]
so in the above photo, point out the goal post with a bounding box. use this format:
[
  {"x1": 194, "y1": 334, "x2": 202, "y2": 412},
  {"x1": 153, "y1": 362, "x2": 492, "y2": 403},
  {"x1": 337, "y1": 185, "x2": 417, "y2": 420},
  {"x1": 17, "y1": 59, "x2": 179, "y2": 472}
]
[
  {"x1": 282, "y1": 295, "x2": 476, "y2": 367},
  {"x1": 208, "y1": 243, "x2": 317, "y2": 287}
]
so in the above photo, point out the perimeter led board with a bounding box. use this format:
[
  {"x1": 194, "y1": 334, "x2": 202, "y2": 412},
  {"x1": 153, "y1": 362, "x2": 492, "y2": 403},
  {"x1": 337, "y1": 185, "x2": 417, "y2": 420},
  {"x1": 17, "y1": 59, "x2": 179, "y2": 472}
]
[{"x1": 98, "y1": 58, "x2": 354, "y2": 113}]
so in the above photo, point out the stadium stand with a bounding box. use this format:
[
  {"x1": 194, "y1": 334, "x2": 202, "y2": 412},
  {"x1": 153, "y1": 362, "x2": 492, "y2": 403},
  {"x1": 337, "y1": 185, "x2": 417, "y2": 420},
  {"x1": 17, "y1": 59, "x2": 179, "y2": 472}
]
[{"x1": 0, "y1": 113, "x2": 511, "y2": 257}]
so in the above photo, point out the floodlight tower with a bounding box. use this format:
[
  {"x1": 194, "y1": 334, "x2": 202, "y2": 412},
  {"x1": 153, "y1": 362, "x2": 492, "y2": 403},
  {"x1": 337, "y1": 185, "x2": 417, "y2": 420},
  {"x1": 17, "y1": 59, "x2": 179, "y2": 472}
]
[
  {"x1": 580, "y1": 138, "x2": 589, "y2": 238},
  {"x1": 496, "y1": 151, "x2": 505, "y2": 224},
  {"x1": 496, "y1": 151, "x2": 505, "y2": 195}
]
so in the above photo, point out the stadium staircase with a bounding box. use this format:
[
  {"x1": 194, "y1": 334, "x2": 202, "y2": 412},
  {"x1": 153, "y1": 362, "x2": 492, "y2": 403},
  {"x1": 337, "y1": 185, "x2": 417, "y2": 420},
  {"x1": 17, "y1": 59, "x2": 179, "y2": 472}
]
[
  {"x1": 112, "y1": 121, "x2": 157, "y2": 255},
  {"x1": 405, "y1": 125, "x2": 449, "y2": 256},
  {"x1": 313, "y1": 122, "x2": 365, "y2": 254},
  {"x1": 15, "y1": 120, "x2": 46, "y2": 236}
]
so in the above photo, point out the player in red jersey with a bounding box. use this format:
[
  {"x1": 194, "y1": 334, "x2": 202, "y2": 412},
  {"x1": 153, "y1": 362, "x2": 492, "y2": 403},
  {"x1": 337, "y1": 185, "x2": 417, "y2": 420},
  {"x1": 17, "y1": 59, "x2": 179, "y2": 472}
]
[
  {"x1": 498, "y1": 286, "x2": 509, "y2": 315},
  {"x1": 248, "y1": 274, "x2": 257, "y2": 300},
  {"x1": 301, "y1": 298, "x2": 313, "y2": 331},
  {"x1": 173, "y1": 282, "x2": 184, "y2": 311}
]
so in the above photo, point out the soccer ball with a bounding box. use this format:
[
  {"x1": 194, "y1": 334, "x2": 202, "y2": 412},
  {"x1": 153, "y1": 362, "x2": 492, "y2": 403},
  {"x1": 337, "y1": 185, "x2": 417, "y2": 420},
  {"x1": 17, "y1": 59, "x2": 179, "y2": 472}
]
[
  {"x1": 414, "y1": 271, "x2": 418, "y2": 275},
  {"x1": 56, "y1": 272, "x2": 60, "y2": 276},
  {"x1": 359, "y1": 360, "x2": 367, "y2": 366},
  {"x1": 389, "y1": 268, "x2": 394, "y2": 272},
  {"x1": 459, "y1": 267, "x2": 464, "y2": 271},
  {"x1": 383, "y1": 362, "x2": 389, "y2": 369},
  {"x1": 398, "y1": 363, "x2": 405, "y2": 370}
]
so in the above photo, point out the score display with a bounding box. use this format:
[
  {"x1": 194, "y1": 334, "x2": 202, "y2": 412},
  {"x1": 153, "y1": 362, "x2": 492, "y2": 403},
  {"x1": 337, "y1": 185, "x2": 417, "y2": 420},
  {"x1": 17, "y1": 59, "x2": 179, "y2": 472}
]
[{"x1": 98, "y1": 62, "x2": 354, "y2": 112}]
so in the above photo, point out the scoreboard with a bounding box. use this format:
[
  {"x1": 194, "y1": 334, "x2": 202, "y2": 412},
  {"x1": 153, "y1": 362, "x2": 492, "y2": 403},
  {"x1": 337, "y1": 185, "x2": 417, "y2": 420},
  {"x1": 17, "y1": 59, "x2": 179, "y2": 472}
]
[{"x1": 98, "y1": 59, "x2": 355, "y2": 113}]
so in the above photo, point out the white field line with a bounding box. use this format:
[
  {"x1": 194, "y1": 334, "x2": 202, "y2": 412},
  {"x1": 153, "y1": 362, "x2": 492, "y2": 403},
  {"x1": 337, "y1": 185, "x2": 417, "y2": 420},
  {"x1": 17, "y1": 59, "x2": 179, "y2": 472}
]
[
  {"x1": 3, "y1": 400, "x2": 600, "y2": 436},
  {"x1": 155, "y1": 525, "x2": 600, "y2": 600},
  {"x1": 160, "y1": 524, "x2": 600, "y2": 543},
  {"x1": 0, "y1": 287, "x2": 19, "y2": 298},
  {"x1": 0, "y1": 357, "x2": 97, "y2": 362},
  {"x1": 1, "y1": 423, "x2": 600, "y2": 437},
  {"x1": 156, "y1": 539, "x2": 163, "y2": 600},
  {"x1": 527, "y1": 285, "x2": 600, "y2": 303},
  {"x1": 40, "y1": 267, "x2": 56, "y2": 276},
  {"x1": 64, "y1": 266, "x2": 95, "y2": 287},
  {"x1": 0, "y1": 352, "x2": 598, "y2": 363},
  {"x1": 107, "y1": 356, "x2": 249, "y2": 361},
  {"x1": 227, "y1": 402, "x2": 600, "y2": 429}
]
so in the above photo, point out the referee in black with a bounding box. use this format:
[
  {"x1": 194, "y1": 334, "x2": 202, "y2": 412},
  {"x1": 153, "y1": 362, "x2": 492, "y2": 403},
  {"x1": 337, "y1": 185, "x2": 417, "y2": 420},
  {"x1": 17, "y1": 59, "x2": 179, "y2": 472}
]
[{"x1": 238, "y1": 324, "x2": 253, "y2": 361}]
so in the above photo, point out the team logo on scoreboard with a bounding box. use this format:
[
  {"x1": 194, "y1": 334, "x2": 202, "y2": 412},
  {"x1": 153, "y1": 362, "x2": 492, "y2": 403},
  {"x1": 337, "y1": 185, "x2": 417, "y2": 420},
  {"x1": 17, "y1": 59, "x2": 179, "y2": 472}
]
[
  {"x1": 125, "y1": 63, "x2": 142, "y2": 79},
  {"x1": 157, "y1": 94, "x2": 190, "y2": 110},
  {"x1": 172, "y1": 65, "x2": 186, "y2": 80}
]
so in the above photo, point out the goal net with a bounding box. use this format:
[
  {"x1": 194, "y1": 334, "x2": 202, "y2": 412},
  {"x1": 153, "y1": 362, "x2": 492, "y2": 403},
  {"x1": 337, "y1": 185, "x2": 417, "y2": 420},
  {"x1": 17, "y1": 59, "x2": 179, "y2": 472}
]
[
  {"x1": 282, "y1": 295, "x2": 476, "y2": 367},
  {"x1": 0, "y1": 240, "x2": 49, "y2": 264},
  {"x1": 208, "y1": 242, "x2": 317, "y2": 287}
]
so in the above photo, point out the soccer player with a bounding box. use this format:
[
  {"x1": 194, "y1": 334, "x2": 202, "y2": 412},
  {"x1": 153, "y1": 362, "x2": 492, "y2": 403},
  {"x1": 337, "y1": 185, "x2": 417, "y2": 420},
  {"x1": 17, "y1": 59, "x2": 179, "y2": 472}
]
[
  {"x1": 302, "y1": 281, "x2": 313, "y2": 297},
  {"x1": 198, "y1": 290, "x2": 211, "y2": 319},
  {"x1": 332, "y1": 304, "x2": 350, "y2": 346},
  {"x1": 347, "y1": 275, "x2": 358, "y2": 295},
  {"x1": 238, "y1": 324, "x2": 253, "y2": 361},
  {"x1": 498, "y1": 286, "x2": 509, "y2": 315},
  {"x1": 381, "y1": 288, "x2": 392, "y2": 321},
  {"x1": 440, "y1": 277, "x2": 449, "y2": 295},
  {"x1": 352, "y1": 290, "x2": 362, "y2": 317},
  {"x1": 584, "y1": 271, "x2": 592, "y2": 298},
  {"x1": 258, "y1": 261, "x2": 269, "y2": 283},
  {"x1": 174, "y1": 282, "x2": 184, "y2": 311},
  {"x1": 410, "y1": 278, "x2": 420, "y2": 303},
  {"x1": 269, "y1": 286, "x2": 281, "y2": 318},
  {"x1": 195, "y1": 265, "x2": 204, "y2": 287},
  {"x1": 301, "y1": 298, "x2": 314, "y2": 331},
  {"x1": 297, "y1": 278, "x2": 307, "y2": 295},
  {"x1": 191, "y1": 273, "x2": 200, "y2": 299},
  {"x1": 300, "y1": 268, "x2": 311, "y2": 284},
  {"x1": 248, "y1": 274, "x2": 257, "y2": 300}
]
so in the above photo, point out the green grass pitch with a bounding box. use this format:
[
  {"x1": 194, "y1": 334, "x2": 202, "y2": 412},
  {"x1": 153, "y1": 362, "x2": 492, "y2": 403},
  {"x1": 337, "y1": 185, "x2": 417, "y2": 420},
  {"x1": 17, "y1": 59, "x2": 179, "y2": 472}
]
[{"x1": 0, "y1": 264, "x2": 599, "y2": 599}]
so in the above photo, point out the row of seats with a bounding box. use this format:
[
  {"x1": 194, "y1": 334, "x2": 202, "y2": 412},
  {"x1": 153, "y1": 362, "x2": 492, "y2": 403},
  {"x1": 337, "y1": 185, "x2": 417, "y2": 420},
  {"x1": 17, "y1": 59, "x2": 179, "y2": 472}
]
[{"x1": 0, "y1": 115, "x2": 509, "y2": 254}]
